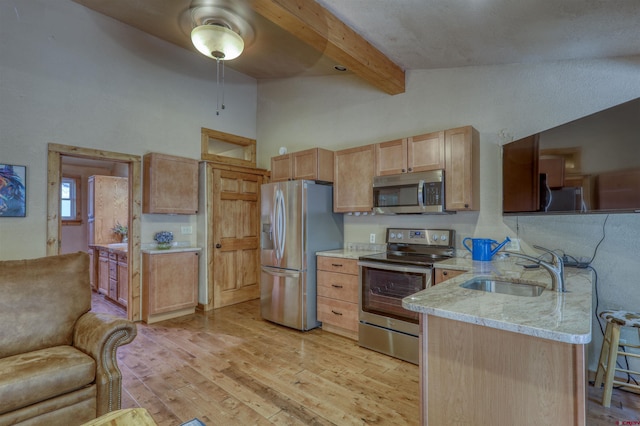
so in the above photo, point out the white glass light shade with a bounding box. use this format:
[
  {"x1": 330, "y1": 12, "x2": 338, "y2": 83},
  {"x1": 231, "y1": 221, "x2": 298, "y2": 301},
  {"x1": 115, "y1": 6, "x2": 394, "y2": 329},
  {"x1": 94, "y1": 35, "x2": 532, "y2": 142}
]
[{"x1": 191, "y1": 24, "x2": 244, "y2": 60}]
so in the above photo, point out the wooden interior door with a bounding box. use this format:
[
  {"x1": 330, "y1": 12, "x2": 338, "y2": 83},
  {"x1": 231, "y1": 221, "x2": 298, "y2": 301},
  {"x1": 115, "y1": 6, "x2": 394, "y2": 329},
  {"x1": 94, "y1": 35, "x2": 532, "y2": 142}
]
[{"x1": 212, "y1": 168, "x2": 263, "y2": 308}]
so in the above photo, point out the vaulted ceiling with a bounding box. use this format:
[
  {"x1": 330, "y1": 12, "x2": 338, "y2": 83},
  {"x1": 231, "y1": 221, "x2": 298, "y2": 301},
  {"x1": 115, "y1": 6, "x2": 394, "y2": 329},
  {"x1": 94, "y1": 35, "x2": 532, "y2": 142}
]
[{"x1": 73, "y1": 0, "x2": 640, "y2": 95}]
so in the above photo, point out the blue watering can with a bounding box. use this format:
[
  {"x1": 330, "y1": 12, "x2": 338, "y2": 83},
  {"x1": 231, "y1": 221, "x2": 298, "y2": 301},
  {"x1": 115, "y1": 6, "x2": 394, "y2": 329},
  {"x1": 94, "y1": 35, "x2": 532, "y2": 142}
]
[{"x1": 462, "y1": 237, "x2": 511, "y2": 261}]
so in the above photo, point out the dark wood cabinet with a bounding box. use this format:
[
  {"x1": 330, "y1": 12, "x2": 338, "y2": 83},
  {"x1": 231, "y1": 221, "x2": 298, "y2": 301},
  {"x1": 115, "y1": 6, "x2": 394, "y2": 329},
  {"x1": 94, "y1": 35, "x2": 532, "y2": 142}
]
[{"x1": 503, "y1": 135, "x2": 540, "y2": 213}]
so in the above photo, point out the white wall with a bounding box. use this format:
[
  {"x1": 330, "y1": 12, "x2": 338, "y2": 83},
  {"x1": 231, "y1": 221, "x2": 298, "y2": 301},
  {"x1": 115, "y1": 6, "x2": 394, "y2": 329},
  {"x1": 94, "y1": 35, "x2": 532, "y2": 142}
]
[
  {"x1": 0, "y1": 0, "x2": 257, "y2": 260},
  {"x1": 256, "y1": 58, "x2": 640, "y2": 370}
]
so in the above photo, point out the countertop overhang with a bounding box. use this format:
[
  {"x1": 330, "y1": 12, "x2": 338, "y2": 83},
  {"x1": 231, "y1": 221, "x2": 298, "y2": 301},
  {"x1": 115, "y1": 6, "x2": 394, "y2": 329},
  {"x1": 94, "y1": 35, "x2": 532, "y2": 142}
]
[{"x1": 403, "y1": 257, "x2": 593, "y2": 344}]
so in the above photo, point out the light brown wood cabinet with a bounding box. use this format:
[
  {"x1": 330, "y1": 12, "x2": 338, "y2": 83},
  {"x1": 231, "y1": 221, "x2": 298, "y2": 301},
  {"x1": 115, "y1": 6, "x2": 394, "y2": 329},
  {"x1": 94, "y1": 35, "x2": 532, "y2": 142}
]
[
  {"x1": 375, "y1": 131, "x2": 445, "y2": 176},
  {"x1": 88, "y1": 249, "x2": 96, "y2": 291},
  {"x1": 434, "y1": 268, "x2": 465, "y2": 285},
  {"x1": 333, "y1": 144, "x2": 375, "y2": 213},
  {"x1": 95, "y1": 248, "x2": 127, "y2": 306},
  {"x1": 270, "y1": 148, "x2": 334, "y2": 182},
  {"x1": 316, "y1": 256, "x2": 359, "y2": 340},
  {"x1": 88, "y1": 175, "x2": 128, "y2": 244},
  {"x1": 98, "y1": 250, "x2": 109, "y2": 295},
  {"x1": 421, "y1": 315, "x2": 585, "y2": 425},
  {"x1": 117, "y1": 253, "x2": 128, "y2": 307},
  {"x1": 142, "y1": 250, "x2": 199, "y2": 323},
  {"x1": 444, "y1": 126, "x2": 480, "y2": 211},
  {"x1": 143, "y1": 152, "x2": 199, "y2": 214}
]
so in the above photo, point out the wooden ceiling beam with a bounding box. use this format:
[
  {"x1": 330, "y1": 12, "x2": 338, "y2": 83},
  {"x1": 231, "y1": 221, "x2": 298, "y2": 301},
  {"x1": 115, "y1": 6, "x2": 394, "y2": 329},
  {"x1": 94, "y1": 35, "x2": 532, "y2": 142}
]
[{"x1": 250, "y1": 0, "x2": 406, "y2": 95}]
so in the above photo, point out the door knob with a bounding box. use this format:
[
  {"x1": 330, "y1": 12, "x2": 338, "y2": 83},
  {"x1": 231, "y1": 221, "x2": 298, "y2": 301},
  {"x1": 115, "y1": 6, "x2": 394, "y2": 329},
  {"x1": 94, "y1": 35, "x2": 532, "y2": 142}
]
[{"x1": 215, "y1": 243, "x2": 222, "y2": 248}]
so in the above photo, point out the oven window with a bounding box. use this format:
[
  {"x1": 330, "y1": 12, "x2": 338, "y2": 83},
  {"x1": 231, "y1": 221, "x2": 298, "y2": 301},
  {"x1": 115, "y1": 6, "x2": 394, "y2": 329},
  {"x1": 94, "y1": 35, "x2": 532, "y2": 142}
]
[
  {"x1": 361, "y1": 266, "x2": 426, "y2": 323},
  {"x1": 374, "y1": 185, "x2": 418, "y2": 207}
]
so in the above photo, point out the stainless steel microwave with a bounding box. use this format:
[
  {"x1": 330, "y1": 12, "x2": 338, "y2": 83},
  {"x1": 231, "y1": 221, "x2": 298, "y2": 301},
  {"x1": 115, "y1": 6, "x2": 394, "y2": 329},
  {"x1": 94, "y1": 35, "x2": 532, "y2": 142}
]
[{"x1": 373, "y1": 170, "x2": 446, "y2": 214}]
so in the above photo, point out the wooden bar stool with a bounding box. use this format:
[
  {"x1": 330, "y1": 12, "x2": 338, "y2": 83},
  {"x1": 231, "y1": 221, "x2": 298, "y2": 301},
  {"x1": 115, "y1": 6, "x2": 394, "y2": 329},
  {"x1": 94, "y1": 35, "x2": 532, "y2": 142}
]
[{"x1": 594, "y1": 310, "x2": 640, "y2": 407}]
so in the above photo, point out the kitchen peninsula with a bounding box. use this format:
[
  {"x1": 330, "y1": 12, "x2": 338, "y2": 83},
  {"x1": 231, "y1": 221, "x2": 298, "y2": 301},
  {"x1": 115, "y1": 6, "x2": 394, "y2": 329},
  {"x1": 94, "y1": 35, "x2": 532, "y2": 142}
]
[{"x1": 403, "y1": 258, "x2": 592, "y2": 426}]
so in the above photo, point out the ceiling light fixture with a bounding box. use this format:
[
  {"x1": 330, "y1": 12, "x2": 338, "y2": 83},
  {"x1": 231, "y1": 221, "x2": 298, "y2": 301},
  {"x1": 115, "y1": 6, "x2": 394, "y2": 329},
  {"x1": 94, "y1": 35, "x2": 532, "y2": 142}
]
[
  {"x1": 191, "y1": 24, "x2": 244, "y2": 60},
  {"x1": 190, "y1": 20, "x2": 245, "y2": 116}
]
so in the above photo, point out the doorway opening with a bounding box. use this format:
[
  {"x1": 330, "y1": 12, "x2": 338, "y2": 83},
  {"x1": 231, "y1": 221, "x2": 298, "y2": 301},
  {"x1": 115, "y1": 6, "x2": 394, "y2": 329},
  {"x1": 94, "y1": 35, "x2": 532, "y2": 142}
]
[{"x1": 47, "y1": 143, "x2": 142, "y2": 322}]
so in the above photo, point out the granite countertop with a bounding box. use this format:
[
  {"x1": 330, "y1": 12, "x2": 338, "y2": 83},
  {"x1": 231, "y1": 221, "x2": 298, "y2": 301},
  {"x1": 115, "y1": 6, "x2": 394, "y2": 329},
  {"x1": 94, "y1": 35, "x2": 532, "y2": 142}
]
[
  {"x1": 403, "y1": 257, "x2": 593, "y2": 344},
  {"x1": 141, "y1": 245, "x2": 202, "y2": 254},
  {"x1": 89, "y1": 243, "x2": 128, "y2": 254},
  {"x1": 316, "y1": 248, "x2": 385, "y2": 260}
]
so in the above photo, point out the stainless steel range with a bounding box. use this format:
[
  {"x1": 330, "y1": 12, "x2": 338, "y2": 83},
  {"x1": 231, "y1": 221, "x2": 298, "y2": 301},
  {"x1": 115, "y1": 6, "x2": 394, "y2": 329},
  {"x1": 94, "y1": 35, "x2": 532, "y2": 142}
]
[{"x1": 358, "y1": 228, "x2": 455, "y2": 364}]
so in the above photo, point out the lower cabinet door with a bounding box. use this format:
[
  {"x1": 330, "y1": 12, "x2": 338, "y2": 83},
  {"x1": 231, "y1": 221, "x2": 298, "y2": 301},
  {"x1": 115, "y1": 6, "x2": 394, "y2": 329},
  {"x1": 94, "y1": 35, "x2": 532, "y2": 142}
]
[{"x1": 317, "y1": 297, "x2": 358, "y2": 333}]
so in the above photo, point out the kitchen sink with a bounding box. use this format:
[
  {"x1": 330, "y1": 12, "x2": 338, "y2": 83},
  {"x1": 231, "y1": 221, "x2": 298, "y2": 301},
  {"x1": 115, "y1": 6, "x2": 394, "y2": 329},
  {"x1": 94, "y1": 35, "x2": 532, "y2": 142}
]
[{"x1": 460, "y1": 277, "x2": 544, "y2": 297}]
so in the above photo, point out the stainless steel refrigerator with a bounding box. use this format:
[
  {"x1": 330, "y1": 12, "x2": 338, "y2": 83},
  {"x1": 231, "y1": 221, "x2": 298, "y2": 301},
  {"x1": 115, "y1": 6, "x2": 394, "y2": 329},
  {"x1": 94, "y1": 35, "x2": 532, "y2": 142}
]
[{"x1": 260, "y1": 180, "x2": 344, "y2": 331}]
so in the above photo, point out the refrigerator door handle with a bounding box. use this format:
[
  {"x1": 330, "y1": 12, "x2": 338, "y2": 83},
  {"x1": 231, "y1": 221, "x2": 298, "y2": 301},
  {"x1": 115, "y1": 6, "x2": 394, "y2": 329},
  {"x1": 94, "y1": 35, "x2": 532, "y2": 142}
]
[
  {"x1": 273, "y1": 189, "x2": 281, "y2": 260},
  {"x1": 275, "y1": 188, "x2": 286, "y2": 260},
  {"x1": 261, "y1": 266, "x2": 300, "y2": 278}
]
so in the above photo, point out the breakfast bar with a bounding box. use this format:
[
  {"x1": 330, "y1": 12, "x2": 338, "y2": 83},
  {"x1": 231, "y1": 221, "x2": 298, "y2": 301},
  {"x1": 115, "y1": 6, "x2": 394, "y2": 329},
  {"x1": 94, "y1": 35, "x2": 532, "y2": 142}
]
[{"x1": 403, "y1": 257, "x2": 592, "y2": 426}]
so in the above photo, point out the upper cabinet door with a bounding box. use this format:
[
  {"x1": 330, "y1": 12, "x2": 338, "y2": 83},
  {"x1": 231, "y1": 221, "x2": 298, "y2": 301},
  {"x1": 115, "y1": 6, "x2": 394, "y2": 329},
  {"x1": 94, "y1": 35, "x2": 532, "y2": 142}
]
[
  {"x1": 503, "y1": 135, "x2": 540, "y2": 213},
  {"x1": 143, "y1": 153, "x2": 199, "y2": 215},
  {"x1": 270, "y1": 154, "x2": 292, "y2": 182},
  {"x1": 375, "y1": 139, "x2": 407, "y2": 176},
  {"x1": 408, "y1": 131, "x2": 445, "y2": 172},
  {"x1": 334, "y1": 145, "x2": 375, "y2": 213},
  {"x1": 293, "y1": 148, "x2": 334, "y2": 182},
  {"x1": 270, "y1": 148, "x2": 334, "y2": 182},
  {"x1": 375, "y1": 132, "x2": 445, "y2": 176},
  {"x1": 445, "y1": 126, "x2": 480, "y2": 211}
]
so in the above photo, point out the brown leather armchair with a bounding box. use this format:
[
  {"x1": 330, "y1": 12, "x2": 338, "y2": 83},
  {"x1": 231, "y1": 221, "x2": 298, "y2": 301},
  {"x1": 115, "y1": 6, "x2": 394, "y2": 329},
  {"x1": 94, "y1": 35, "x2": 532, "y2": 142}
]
[{"x1": 0, "y1": 252, "x2": 137, "y2": 425}]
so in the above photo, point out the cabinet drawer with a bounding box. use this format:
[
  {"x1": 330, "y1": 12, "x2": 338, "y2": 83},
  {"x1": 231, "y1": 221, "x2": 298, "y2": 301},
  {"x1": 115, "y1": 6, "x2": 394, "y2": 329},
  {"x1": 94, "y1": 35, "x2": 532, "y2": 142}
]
[
  {"x1": 109, "y1": 252, "x2": 117, "y2": 261},
  {"x1": 317, "y1": 271, "x2": 358, "y2": 303},
  {"x1": 317, "y1": 296, "x2": 358, "y2": 332},
  {"x1": 434, "y1": 268, "x2": 466, "y2": 285},
  {"x1": 317, "y1": 256, "x2": 358, "y2": 275}
]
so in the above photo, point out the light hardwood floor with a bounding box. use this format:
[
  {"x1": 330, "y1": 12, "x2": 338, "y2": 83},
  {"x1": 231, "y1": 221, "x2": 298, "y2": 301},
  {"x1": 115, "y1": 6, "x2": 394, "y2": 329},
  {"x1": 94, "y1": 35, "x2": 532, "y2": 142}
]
[{"x1": 92, "y1": 293, "x2": 640, "y2": 425}]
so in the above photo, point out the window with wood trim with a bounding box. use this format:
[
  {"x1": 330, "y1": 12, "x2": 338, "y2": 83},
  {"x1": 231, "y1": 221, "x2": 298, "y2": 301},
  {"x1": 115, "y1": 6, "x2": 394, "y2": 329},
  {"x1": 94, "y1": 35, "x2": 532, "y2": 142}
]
[{"x1": 61, "y1": 175, "x2": 81, "y2": 225}]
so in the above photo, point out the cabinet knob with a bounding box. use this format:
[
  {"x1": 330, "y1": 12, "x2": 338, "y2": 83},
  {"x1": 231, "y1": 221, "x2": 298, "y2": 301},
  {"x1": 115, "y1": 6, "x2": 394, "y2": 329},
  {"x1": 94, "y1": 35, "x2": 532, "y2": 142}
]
[
  {"x1": 408, "y1": 167, "x2": 413, "y2": 172},
  {"x1": 215, "y1": 243, "x2": 222, "y2": 248},
  {"x1": 402, "y1": 169, "x2": 406, "y2": 173},
  {"x1": 443, "y1": 271, "x2": 448, "y2": 276}
]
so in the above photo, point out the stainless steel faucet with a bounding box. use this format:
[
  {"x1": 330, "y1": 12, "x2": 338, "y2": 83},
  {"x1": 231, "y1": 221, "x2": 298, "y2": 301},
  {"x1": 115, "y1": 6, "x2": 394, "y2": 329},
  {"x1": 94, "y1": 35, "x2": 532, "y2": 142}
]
[{"x1": 504, "y1": 246, "x2": 566, "y2": 292}]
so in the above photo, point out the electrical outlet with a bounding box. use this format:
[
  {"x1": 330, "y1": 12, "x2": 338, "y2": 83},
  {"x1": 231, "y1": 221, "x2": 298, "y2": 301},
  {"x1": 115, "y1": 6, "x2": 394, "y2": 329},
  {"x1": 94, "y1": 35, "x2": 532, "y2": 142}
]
[
  {"x1": 181, "y1": 226, "x2": 193, "y2": 235},
  {"x1": 506, "y1": 238, "x2": 521, "y2": 251},
  {"x1": 370, "y1": 233, "x2": 376, "y2": 244}
]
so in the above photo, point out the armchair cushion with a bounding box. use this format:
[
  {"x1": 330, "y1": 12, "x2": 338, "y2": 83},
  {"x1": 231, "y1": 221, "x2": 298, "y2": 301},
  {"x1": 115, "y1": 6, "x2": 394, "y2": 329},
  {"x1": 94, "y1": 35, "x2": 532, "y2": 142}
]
[
  {"x1": 0, "y1": 252, "x2": 91, "y2": 359},
  {"x1": 0, "y1": 346, "x2": 95, "y2": 414}
]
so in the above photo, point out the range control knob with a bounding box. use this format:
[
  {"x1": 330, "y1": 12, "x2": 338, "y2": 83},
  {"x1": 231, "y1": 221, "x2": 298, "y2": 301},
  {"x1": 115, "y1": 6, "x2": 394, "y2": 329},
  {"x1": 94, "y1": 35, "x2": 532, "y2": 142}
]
[
  {"x1": 432, "y1": 235, "x2": 439, "y2": 241},
  {"x1": 440, "y1": 234, "x2": 448, "y2": 242},
  {"x1": 390, "y1": 232, "x2": 396, "y2": 240},
  {"x1": 397, "y1": 233, "x2": 404, "y2": 240}
]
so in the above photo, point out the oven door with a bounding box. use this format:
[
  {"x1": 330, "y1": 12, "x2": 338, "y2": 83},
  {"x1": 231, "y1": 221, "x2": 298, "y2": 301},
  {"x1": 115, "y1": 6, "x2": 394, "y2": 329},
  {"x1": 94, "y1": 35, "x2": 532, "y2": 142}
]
[{"x1": 358, "y1": 260, "x2": 432, "y2": 335}]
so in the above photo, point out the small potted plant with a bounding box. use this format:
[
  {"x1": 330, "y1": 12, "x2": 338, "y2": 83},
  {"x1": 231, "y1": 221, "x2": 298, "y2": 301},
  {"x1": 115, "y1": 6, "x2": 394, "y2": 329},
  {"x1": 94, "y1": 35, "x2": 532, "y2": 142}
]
[
  {"x1": 111, "y1": 222, "x2": 128, "y2": 243},
  {"x1": 154, "y1": 231, "x2": 173, "y2": 250}
]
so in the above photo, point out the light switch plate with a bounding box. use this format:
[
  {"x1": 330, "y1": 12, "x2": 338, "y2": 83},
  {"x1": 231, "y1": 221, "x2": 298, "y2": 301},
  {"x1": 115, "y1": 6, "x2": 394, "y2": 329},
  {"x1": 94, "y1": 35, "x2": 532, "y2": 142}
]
[
  {"x1": 181, "y1": 226, "x2": 193, "y2": 235},
  {"x1": 369, "y1": 233, "x2": 376, "y2": 243}
]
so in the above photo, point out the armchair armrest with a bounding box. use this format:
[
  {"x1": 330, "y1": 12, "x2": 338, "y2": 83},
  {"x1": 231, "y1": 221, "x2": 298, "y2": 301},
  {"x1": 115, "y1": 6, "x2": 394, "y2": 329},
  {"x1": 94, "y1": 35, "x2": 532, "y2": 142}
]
[{"x1": 73, "y1": 312, "x2": 137, "y2": 416}]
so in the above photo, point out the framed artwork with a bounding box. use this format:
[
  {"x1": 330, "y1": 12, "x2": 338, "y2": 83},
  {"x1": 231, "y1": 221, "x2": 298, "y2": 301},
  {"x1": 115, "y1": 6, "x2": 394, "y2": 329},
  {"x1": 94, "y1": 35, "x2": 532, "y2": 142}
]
[{"x1": 0, "y1": 164, "x2": 26, "y2": 217}]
